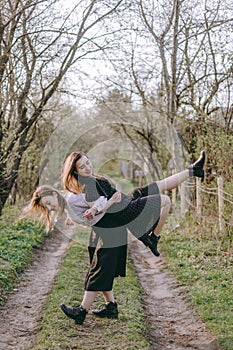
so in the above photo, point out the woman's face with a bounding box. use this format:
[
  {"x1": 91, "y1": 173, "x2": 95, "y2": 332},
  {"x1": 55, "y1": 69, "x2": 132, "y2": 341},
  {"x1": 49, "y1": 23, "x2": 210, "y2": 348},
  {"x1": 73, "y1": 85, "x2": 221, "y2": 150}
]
[
  {"x1": 40, "y1": 193, "x2": 59, "y2": 214},
  {"x1": 75, "y1": 155, "x2": 92, "y2": 177}
]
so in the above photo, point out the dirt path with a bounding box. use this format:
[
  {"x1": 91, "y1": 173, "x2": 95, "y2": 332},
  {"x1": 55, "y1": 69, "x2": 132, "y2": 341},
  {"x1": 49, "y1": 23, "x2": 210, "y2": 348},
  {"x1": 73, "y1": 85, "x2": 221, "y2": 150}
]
[
  {"x1": 0, "y1": 232, "x2": 223, "y2": 350},
  {"x1": 129, "y1": 239, "x2": 223, "y2": 350},
  {"x1": 0, "y1": 230, "x2": 71, "y2": 350}
]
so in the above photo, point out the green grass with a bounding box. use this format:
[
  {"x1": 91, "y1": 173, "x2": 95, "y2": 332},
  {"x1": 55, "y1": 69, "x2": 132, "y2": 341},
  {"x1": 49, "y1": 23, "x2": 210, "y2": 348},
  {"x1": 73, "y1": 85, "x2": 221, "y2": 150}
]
[
  {"x1": 0, "y1": 220, "x2": 48, "y2": 304},
  {"x1": 161, "y1": 213, "x2": 233, "y2": 350},
  {"x1": 32, "y1": 238, "x2": 151, "y2": 350}
]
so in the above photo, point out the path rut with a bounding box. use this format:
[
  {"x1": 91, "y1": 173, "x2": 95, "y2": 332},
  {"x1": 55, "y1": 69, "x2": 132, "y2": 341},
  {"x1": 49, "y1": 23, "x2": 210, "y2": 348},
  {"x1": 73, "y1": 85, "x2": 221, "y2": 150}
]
[
  {"x1": 0, "y1": 230, "x2": 70, "y2": 350},
  {"x1": 0, "y1": 232, "x2": 223, "y2": 350},
  {"x1": 129, "y1": 238, "x2": 222, "y2": 350}
]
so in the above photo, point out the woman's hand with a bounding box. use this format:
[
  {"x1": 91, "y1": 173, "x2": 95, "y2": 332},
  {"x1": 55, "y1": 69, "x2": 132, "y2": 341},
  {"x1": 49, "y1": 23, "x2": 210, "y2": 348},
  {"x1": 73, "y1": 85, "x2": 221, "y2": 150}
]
[
  {"x1": 111, "y1": 191, "x2": 122, "y2": 203},
  {"x1": 82, "y1": 207, "x2": 98, "y2": 220},
  {"x1": 65, "y1": 217, "x2": 75, "y2": 226}
]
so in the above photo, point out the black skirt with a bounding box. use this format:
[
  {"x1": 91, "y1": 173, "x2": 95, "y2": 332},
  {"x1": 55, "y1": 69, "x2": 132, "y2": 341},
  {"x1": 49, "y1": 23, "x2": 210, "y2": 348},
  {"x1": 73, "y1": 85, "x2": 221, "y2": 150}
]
[
  {"x1": 84, "y1": 228, "x2": 127, "y2": 291},
  {"x1": 93, "y1": 182, "x2": 161, "y2": 246},
  {"x1": 83, "y1": 180, "x2": 161, "y2": 290}
]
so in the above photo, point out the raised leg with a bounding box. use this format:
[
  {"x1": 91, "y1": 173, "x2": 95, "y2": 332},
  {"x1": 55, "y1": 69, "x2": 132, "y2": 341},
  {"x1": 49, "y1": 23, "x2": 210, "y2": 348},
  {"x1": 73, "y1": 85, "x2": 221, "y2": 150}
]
[
  {"x1": 139, "y1": 151, "x2": 206, "y2": 258},
  {"x1": 157, "y1": 150, "x2": 206, "y2": 192},
  {"x1": 140, "y1": 194, "x2": 171, "y2": 257},
  {"x1": 153, "y1": 194, "x2": 171, "y2": 235},
  {"x1": 157, "y1": 170, "x2": 189, "y2": 193}
]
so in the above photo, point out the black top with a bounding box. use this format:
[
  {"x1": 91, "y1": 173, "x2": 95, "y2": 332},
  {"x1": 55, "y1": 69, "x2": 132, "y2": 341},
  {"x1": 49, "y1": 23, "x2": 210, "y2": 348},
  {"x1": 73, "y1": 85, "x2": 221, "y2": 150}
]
[
  {"x1": 78, "y1": 175, "x2": 116, "y2": 201},
  {"x1": 75, "y1": 174, "x2": 131, "y2": 213}
]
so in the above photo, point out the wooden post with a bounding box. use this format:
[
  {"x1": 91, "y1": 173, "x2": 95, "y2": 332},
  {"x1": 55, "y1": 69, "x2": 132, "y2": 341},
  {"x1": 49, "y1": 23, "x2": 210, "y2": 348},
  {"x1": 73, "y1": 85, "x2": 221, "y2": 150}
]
[
  {"x1": 130, "y1": 149, "x2": 134, "y2": 180},
  {"x1": 172, "y1": 169, "x2": 176, "y2": 205},
  {"x1": 180, "y1": 182, "x2": 187, "y2": 214},
  {"x1": 217, "y1": 176, "x2": 225, "y2": 233},
  {"x1": 196, "y1": 178, "x2": 202, "y2": 216},
  {"x1": 138, "y1": 171, "x2": 143, "y2": 187}
]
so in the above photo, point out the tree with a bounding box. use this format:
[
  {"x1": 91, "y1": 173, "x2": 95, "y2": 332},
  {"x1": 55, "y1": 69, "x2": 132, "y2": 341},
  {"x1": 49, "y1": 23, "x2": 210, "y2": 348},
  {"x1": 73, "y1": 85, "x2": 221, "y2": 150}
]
[
  {"x1": 0, "y1": 0, "x2": 124, "y2": 215},
  {"x1": 87, "y1": 0, "x2": 232, "y2": 166},
  {"x1": 95, "y1": 89, "x2": 184, "y2": 180}
]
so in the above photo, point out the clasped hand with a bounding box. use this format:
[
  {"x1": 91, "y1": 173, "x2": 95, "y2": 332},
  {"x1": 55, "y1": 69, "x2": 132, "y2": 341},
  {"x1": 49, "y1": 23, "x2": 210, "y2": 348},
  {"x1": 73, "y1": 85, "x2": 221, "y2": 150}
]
[
  {"x1": 82, "y1": 207, "x2": 98, "y2": 220},
  {"x1": 82, "y1": 191, "x2": 122, "y2": 220}
]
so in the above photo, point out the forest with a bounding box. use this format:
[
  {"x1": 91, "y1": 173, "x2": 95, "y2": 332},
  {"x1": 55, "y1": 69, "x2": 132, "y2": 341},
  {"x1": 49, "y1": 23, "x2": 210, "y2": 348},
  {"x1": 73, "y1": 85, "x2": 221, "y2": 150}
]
[{"x1": 0, "y1": 0, "x2": 232, "y2": 349}]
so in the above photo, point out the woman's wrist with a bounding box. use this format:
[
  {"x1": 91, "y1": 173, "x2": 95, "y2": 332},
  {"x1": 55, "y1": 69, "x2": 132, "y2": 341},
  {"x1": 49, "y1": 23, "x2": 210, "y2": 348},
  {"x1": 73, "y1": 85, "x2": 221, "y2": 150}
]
[{"x1": 92, "y1": 207, "x2": 98, "y2": 214}]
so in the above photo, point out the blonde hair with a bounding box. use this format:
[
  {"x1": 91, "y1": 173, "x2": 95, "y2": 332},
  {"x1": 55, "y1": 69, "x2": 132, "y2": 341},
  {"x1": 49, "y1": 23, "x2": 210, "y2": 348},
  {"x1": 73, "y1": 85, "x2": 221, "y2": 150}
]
[
  {"x1": 61, "y1": 151, "x2": 84, "y2": 194},
  {"x1": 20, "y1": 185, "x2": 66, "y2": 232}
]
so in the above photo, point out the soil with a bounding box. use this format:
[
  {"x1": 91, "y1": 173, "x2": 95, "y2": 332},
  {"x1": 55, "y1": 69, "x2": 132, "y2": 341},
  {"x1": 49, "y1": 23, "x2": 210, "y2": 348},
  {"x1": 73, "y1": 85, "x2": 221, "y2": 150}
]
[
  {"x1": 0, "y1": 231, "x2": 223, "y2": 350},
  {"x1": 129, "y1": 238, "x2": 223, "y2": 350},
  {"x1": 0, "y1": 230, "x2": 71, "y2": 350}
]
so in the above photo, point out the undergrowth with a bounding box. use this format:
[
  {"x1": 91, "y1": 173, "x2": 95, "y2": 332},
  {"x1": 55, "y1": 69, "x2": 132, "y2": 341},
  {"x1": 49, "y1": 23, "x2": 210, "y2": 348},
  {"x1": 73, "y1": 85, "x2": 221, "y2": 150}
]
[{"x1": 161, "y1": 212, "x2": 233, "y2": 350}]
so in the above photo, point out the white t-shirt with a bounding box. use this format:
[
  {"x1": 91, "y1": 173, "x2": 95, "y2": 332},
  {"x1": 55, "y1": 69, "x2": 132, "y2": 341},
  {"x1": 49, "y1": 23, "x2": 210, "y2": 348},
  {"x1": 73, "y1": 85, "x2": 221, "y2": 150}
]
[{"x1": 65, "y1": 192, "x2": 106, "y2": 226}]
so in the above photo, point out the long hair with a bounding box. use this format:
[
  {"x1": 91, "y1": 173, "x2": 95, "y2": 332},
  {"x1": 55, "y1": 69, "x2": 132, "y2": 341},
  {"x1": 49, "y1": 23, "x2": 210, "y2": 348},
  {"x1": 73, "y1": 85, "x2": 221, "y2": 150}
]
[
  {"x1": 61, "y1": 151, "x2": 84, "y2": 194},
  {"x1": 20, "y1": 185, "x2": 66, "y2": 232}
]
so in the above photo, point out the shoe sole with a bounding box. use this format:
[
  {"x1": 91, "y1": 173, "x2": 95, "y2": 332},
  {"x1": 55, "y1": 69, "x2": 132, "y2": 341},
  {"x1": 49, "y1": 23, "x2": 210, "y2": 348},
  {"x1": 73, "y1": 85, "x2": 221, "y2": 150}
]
[
  {"x1": 92, "y1": 314, "x2": 118, "y2": 319},
  {"x1": 144, "y1": 235, "x2": 160, "y2": 256},
  {"x1": 75, "y1": 319, "x2": 85, "y2": 325}
]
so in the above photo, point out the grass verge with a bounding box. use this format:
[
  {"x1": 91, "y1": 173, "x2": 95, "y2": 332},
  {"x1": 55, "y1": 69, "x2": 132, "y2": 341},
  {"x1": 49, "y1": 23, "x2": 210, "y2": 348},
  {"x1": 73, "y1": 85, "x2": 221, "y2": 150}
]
[
  {"x1": 0, "y1": 220, "x2": 48, "y2": 304},
  {"x1": 161, "y1": 213, "x2": 233, "y2": 350},
  {"x1": 32, "y1": 237, "x2": 151, "y2": 350}
]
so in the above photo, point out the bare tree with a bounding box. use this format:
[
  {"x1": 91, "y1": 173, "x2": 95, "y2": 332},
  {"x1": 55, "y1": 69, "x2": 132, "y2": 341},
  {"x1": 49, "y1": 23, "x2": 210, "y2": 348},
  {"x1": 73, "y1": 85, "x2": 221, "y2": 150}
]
[
  {"x1": 95, "y1": 89, "x2": 180, "y2": 180},
  {"x1": 178, "y1": 0, "x2": 233, "y2": 126},
  {"x1": 137, "y1": 0, "x2": 182, "y2": 122},
  {"x1": 88, "y1": 0, "x2": 232, "y2": 164},
  {"x1": 0, "y1": 0, "x2": 124, "y2": 215},
  {"x1": 93, "y1": 0, "x2": 232, "y2": 122}
]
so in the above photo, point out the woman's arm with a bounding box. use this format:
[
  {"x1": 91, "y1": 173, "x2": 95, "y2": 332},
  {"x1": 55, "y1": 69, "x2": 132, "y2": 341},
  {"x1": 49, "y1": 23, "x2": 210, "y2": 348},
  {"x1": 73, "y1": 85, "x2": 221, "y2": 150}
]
[
  {"x1": 83, "y1": 192, "x2": 122, "y2": 220},
  {"x1": 98, "y1": 192, "x2": 121, "y2": 212},
  {"x1": 88, "y1": 196, "x2": 107, "y2": 212}
]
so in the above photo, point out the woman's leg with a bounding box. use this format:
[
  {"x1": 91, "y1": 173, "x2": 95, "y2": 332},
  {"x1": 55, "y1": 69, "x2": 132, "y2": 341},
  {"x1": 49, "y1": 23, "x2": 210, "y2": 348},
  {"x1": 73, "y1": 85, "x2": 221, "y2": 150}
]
[
  {"x1": 60, "y1": 290, "x2": 98, "y2": 325},
  {"x1": 102, "y1": 290, "x2": 115, "y2": 303},
  {"x1": 156, "y1": 170, "x2": 189, "y2": 193},
  {"x1": 81, "y1": 291, "x2": 98, "y2": 310},
  {"x1": 92, "y1": 290, "x2": 118, "y2": 319},
  {"x1": 132, "y1": 150, "x2": 206, "y2": 196},
  {"x1": 153, "y1": 194, "x2": 171, "y2": 235},
  {"x1": 130, "y1": 170, "x2": 189, "y2": 199},
  {"x1": 134, "y1": 151, "x2": 206, "y2": 257},
  {"x1": 139, "y1": 194, "x2": 171, "y2": 257}
]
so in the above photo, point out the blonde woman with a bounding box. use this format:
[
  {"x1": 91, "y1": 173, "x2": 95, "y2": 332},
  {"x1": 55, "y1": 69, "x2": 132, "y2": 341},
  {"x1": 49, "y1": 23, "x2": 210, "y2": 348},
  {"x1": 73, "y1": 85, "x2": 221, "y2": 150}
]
[{"x1": 21, "y1": 185, "x2": 127, "y2": 324}]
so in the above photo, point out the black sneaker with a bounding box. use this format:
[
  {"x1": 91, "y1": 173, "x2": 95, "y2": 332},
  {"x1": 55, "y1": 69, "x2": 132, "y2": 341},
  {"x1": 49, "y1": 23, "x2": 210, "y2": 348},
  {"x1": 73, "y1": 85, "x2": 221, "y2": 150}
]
[
  {"x1": 60, "y1": 304, "x2": 87, "y2": 325},
  {"x1": 140, "y1": 233, "x2": 160, "y2": 256},
  {"x1": 92, "y1": 301, "x2": 118, "y2": 319},
  {"x1": 188, "y1": 150, "x2": 206, "y2": 179}
]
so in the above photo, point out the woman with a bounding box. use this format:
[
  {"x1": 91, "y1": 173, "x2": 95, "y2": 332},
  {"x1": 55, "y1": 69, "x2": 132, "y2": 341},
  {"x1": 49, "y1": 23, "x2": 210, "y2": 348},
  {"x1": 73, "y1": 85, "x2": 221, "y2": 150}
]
[
  {"x1": 58, "y1": 150, "x2": 205, "y2": 325},
  {"x1": 61, "y1": 150, "x2": 206, "y2": 254},
  {"x1": 21, "y1": 185, "x2": 126, "y2": 324},
  {"x1": 22, "y1": 150, "x2": 206, "y2": 325}
]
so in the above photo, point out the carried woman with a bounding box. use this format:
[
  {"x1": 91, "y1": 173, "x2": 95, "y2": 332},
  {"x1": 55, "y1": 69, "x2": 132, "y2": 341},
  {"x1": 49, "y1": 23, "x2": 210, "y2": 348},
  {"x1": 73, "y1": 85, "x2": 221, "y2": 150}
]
[
  {"x1": 22, "y1": 150, "x2": 206, "y2": 325},
  {"x1": 61, "y1": 150, "x2": 206, "y2": 256}
]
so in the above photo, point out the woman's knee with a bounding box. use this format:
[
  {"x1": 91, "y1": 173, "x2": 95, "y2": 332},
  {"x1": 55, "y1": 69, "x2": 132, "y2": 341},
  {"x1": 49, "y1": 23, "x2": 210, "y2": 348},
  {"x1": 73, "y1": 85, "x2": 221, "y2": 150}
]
[{"x1": 160, "y1": 194, "x2": 171, "y2": 210}]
